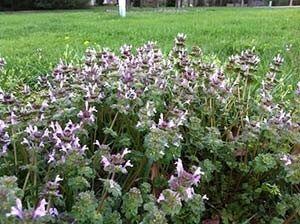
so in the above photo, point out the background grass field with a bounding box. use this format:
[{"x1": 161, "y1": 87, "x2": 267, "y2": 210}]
[{"x1": 0, "y1": 7, "x2": 299, "y2": 88}]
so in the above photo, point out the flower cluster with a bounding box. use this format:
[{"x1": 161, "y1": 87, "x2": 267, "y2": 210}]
[
  {"x1": 100, "y1": 148, "x2": 133, "y2": 174},
  {"x1": 48, "y1": 121, "x2": 87, "y2": 164},
  {"x1": 6, "y1": 198, "x2": 48, "y2": 221},
  {"x1": 0, "y1": 57, "x2": 6, "y2": 71},
  {"x1": 43, "y1": 175, "x2": 63, "y2": 199},
  {"x1": 0, "y1": 89, "x2": 16, "y2": 105},
  {"x1": 22, "y1": 125, "x2": 49, "y2": 150},
  {"x1": 158, "y1": 158, "x2": 203, "y2": 204},
  {"x1": 296, "y1": 82, "x2": 300, "y2": 96},
  {"x1": 208, "y1": 68, "x2": 232, "y2": 99},
  {"x1": 270, "y1": 54, "x2": 284, "y2": 72},
  {"x1": 280, "y1": 154, "x2": 292, "y2": 166},
  {"x1": 0, "y1": 120, "x2": 10, "y2": 156},
  {"x1": 228, "y1": 47, "x2": 260, "y2": 77},
  {"x1": 77, "y1": 101, "x2": 97, "y2": 125}
]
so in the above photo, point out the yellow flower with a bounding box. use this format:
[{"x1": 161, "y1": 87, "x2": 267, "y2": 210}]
[{"x1": 84, "y1": 41, "x2": 90, "y2": 46}]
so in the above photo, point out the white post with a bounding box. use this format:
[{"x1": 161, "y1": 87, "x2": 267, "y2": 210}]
[
  {"x1": 268, "y1": 1, "x2": 272, "y2": 7},
  {"x1": 119, "y1": 0, "x2": 126, "y2": 17},
  {"x1": 90, "y1": 0, "x2": 96, "y2": 6}
]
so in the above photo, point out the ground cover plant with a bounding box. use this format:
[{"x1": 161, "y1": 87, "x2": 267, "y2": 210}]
[
  {"x1": 0, "y1": 33, "x2": 299, "y2": 223},
  {"x1": 0, "y1": 7, "x2": 299, "y2": 89}
]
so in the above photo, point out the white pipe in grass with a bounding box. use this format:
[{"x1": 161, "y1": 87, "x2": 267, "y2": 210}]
[{"x1": 119, "y1": 0, "x2": 126, "y2": 17}]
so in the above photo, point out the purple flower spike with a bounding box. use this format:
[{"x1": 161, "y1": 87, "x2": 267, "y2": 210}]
[
  {"x1": 32, "y1": 199, "x2": 47, "y2": 219},
  {"x1": 280, "y1": 154, "x2": 292, "y2": 166},
  {"x1": 0, "y1": 57, "x2": 6, "y2": 70},
  {"x1": 44, "y1": 175, "x2": 63, "y2": 198},
  {"x1": 0, "y1": 120, "x2": 10, "y2": 157},
  {"x1": 22, "y1": 125, "x2": 49, "y2": 149},
  {"x1": 6, "y1": 198, "x2": 23, "y2": 219},
  {"x1": 158, "y1": 113, "x2": 175, "y2": 129},
  {"x1": 101, "y1": 148, "x2": 133, "y2": 174},
  {"x1": 49, "y1": 121, "x2": 86, "y2": 163},
  {"x1": 0, "y1": 90, "x2": 16, "y2": 105},
  {"x1": 168, "y1": 159, "x2": 203, "y2": 201},
  {"x1": 7, "y1": 198, "x2": 49, "y2": 221},
  {"x1": 78, "y1": 101, "x2": 97, "y2": 124},
  {"x1": 296, "y1": 82, "x2": 300, "y2": 96}
]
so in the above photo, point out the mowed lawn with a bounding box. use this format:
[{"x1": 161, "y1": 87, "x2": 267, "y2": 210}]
[{"x1": 0, "y1": 7, "x2": 299, "y2": 87}]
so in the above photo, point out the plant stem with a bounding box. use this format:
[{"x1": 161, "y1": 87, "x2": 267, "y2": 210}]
[
  {"x1": 102, "y1": 112, "x2": 119, "y2": 144},
  {"x1": 284, "y1": 211, "x2": 297, "y2": 224},
  {"x1": 12, "y1": 128, "x2": 18, "y2": 167},
  {"x1": 46, "y1": 196, "x2": 52, "y2": 212},
  {"x1": 97, "y1": 172, "x2": 115, "y2": 213},
  {"x1": 33, "y1": 152, "x2": 37, "y2": 188},
  {"x1": 22, "y1": 170, "x2": 31, "y2": 193}
]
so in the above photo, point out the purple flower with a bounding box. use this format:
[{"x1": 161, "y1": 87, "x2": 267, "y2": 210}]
[
  {"x1": 22, "y1": 84, "x2": 31, "y2": 95},
  {"x1": 82, "y1": 83, "x2": 105, "y2": 101},
  {"x1": 117, "y1": 82, "x2": 139, "y2": 100},
  {"x1": 6, "y1": 198, "x2": 23, "y2": 219},
  {"x1": 0, "y1": 120, "x2": 10, "y2": 157},
  {"x1": 125, "y1": 88, "x2": 137, "y2": 100},
  {"x1": 157, "y1": 192, "x2": 166, "y2": 203},
  {"x1": 52, "y1": 60, "x2": 73, "y2": 81},
  {"x1": 40, "y1": 100, "x2": 49, "y2": 113},
  {"x1": 32, "y1": 199, "x2": 47, "y2": 219},
  {"x1": 228, "y1": 48, "x2": 260, "y2": 76},
  {"x1": 49, "y1": 121, "x2": 86, "y2": 163},
  {"x1": 121, "y1": 68, "x2": 134, "y2": 84},
  {"x1": 182, "y1": 67, "x2": 196, "y2": 81},
  {"x1": 158, "y1": 113, "x2": 175, "y2": 129},
  {"x1": 22, "y1": 125, "x2": 49, "y2": 149},
  {"x1": 157, "y1": 189, "x2": 181, "y2": 203},
  {"x1": 44, "y1": 175, "x2": 63, "y2": 198},
  {"x1": 49, "y1": 208, "x2": 59, "y2": 217},
  {"x1": 272, "y1": 54, "x2": 284, "y2": 67},
  {"x1": 174, "y1": 33, "x2": 187, "y2": 47},
  {"x1": 268, "y1": 109, "x2": 292, "y2": 128},
  {"x1": 51, "y1": 121, "x2": 80, "y2": 144},
  {"x1": 0, "y1": 57, "x2": 6, "y2": 70},
  {"x1": 77, "y1": 101, "x2": 97, "y2": 124},
  {"x1": 280, "y1": 154, "x2": 292, "y2": 166},
  {"x1": 0, "y1": 89, "x2": 16, "y2": 105},
  {"x1": 82, "y1": 64, "x2": 102, "y2": 81},
  {"x1": 101, "y1": 148, "x2": 133, "y2": 174},
  {"x1": 6, "y1": 198, "x2": 48, "y2": 220},
  {"x1": 168, "y1": 159, "x2": 203, "y2": 200},
  {"x1": 0, "y1": 120, "x2": 8, "y2": 133},
  {"x1": 296, "y1": 82, "x2": 300, "y2": 96},
  {"x1": 120, "y1": 45, "x2": 132, "y2": 58}
]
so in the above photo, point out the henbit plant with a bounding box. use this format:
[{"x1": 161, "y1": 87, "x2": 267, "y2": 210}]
[{"x1": 0, "y1": 34, "x2": 299, "y2": 223}]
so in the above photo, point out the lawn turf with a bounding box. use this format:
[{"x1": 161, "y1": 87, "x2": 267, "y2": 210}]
[{"x1": 0, "y1": 7, "x2": 299, "y2": 88}]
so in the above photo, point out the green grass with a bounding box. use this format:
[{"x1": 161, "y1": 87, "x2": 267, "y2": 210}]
[{"x1": 0, "y1": 7, "x2": 299, "y2": 88}]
